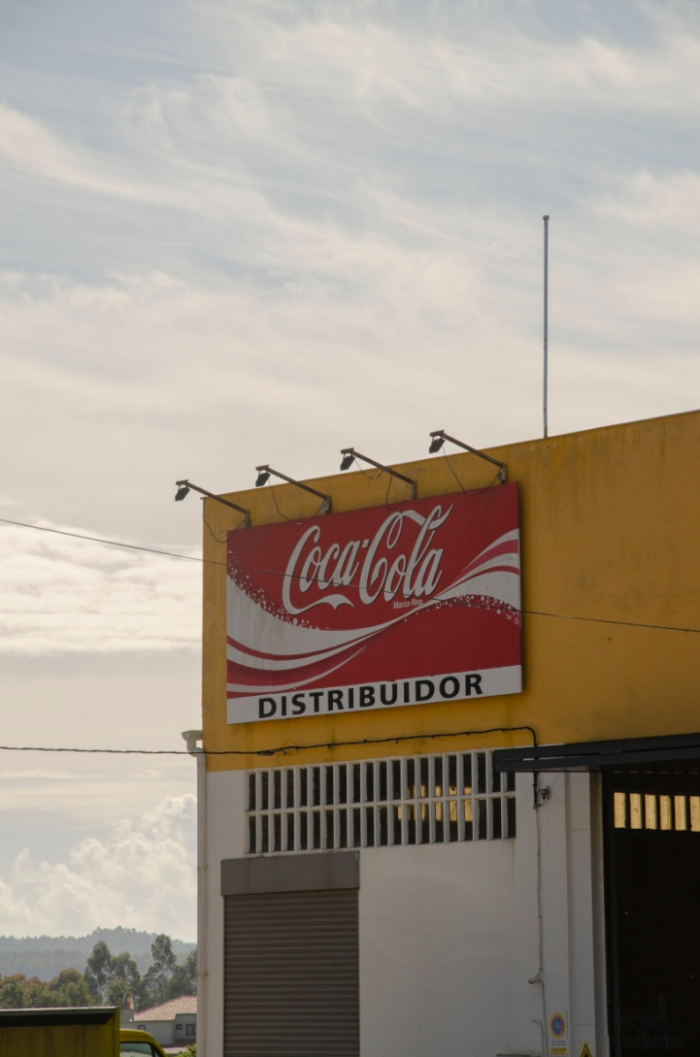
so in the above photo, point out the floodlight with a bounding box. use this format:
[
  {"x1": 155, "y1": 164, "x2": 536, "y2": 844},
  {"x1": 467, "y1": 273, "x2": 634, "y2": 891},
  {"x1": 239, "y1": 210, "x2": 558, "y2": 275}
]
[
  {"x1": 254, "y1": 465, "x2": 331, "y2": 514},
  {"x1": 427, "y1": 431, "x2": 507, "y2": 483},
  {"x1": 173, "y1": 479, "x2": 251, "y2": 527},
  {"x1": 339, "y1": 448, "x2": 417, "y2": 500}
]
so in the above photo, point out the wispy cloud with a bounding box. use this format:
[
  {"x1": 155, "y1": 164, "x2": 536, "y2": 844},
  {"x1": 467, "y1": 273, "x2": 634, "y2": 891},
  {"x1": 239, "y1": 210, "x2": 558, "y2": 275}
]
[
  {"x1": 594, "y1": 170, "x2": 700, "y2": 227},
  {"x1": 0, "y1": 520, "x2": 200, "y2": 654},
  {"x1": 2, "y1": 0, "x2": 700, "y2": 941}
]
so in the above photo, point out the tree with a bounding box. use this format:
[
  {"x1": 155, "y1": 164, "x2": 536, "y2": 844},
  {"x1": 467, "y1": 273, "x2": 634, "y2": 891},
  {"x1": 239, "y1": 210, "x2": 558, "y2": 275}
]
[
  {"x1": 147, "y1": 935, "x2": 177, "y2": 1005},
  {"x1": 45, "y1": 967, "x2": 94, "y2": 1007},
  {"x1": 112, "y1": 952, "x2": 141, "y2": 994},
  {"x1": 85, "y1": 941, "x2": 114, "y2": 1003},
  {"x1": 0, "y1": 975, "x2": 25, "y2": 1008},
  {"x1": 107, "y1": 951, "x2": 141, "y2": 1007},
  {"x1": 184, "y1": 948, "x2": 197, "y2": 993},
  {"x1": 106, "y1": 976, "x2": 131, "y2": 1007},
  {"x1": 165, "y1": 947, "x2": 197, "y2": 1000},
  {"x1": 23, "y1": 979, "x2": 51, "y2": 1007},
  {"x1": 48, "y1": 968, "x2": 83, "y2": 992},
  {"x1": 56, "y1": 976, "x2": 93, "y2": 1007}
]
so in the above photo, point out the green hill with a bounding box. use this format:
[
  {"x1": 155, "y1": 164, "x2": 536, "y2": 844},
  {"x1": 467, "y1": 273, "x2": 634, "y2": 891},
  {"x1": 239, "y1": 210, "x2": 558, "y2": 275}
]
[{"x1": 0, "y1": 928, "x2": 195, "y2": 982}]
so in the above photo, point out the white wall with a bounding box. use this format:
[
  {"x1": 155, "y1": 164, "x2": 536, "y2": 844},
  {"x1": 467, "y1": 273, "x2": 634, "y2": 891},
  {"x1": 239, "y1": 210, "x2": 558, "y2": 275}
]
[
  {"x1": 203, "y1": 769, "x2": 604, "y2": 1057},
  {"x1": 139, "y1": 1021, "x2": 170, "y2": 1046},
  {"x1": 205, "y1": 768, "x2": 246, "y2": 1057},
  {"x1": 359, "y1": 777, "x2": 538, "y2": 1057},
  {"x1": 359, "y1": 773, "x2": 601, "y2": 1057}
]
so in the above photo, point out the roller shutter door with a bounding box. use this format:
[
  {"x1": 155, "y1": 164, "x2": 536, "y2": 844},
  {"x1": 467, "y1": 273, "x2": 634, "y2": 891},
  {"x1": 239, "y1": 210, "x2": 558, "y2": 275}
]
[{"x1": 224, "y1": 888, "x2": 359, "y2": 1057}]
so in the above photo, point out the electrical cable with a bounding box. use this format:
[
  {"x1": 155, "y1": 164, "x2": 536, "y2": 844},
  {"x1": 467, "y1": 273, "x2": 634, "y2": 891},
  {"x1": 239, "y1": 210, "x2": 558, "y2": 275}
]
[
  {"x1": 383, "y1": 470, "x2": 415, "y2": 512},
  {"x1": 203, "y1": 513, "x2": 232, "y2": 546},
  {"x1": 0, "y1": 725, "x2": 537, "y2": 758},
  {"x1": 529, "y1": 773, "x2": 549, "y2": 1056},
  {"x1": 355, "y1": 464, "x2": 384, "y2": 483},
  {"x1": 267, "y1": 484, "x2": 328, "y2": 526},
  {"x1": 4, "y1": 518, "x2": 700, "y2": 634},
  {"x1": 440, "y1": 449, "x2": 502, "y2": 497},
  {"x1": 525, "y1": 608, "x2": 700, "y2": 635},
  {"x1": 0, "y1": 517, "x2": 222, "y2": 566}
]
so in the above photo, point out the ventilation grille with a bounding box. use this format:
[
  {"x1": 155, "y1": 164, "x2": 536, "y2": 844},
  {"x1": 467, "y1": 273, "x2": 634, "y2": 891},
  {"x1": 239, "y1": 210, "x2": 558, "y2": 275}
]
[{"x1": 247, "y1": 750, "x2": 516, "y2": 854}]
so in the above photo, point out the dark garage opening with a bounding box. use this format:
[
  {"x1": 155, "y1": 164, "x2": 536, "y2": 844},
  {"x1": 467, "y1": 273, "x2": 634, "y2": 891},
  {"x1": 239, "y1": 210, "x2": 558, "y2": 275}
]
[{"x1": 604, "y1": 768, "x2": 700, "y2": 1057}]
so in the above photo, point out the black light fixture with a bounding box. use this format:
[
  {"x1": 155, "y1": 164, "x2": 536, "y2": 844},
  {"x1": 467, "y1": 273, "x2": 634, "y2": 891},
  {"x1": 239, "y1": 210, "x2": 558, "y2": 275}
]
[
  {"x1": 339, "y1": 448, "x2": 417, "y2": 500},
  {"x1": 174, "y1": 479, "x2": 252, "y2": 527},
  {"x1": 428, "y1": 431, "x2": 508, "y2": 483},
  {"x1": 254, "y1": 465, "x2": 331, "y2": 514}
]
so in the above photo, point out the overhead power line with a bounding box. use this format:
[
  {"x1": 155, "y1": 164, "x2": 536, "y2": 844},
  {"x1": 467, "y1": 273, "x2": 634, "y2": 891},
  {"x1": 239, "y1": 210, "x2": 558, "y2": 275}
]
[
  {"x1": 0, "y1": 516, "x2": 224, "y2": 566},
  {"x1": 0, "y1": 726, "x2": 537, "y2": 758},
  {"x1": 3, "y1": 518, "x2": 700, "y2": 635}
]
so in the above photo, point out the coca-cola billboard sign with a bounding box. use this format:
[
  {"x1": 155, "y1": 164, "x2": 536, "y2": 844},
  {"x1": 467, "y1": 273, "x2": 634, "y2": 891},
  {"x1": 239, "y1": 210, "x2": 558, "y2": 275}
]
[{"x1": 226, "y1": 486, "x2": 522, "y2": 724}]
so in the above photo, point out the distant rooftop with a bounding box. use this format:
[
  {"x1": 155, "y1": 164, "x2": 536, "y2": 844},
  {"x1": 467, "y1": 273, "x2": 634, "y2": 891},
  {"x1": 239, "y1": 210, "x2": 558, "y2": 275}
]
[{"x1": 135, "y1": 996, "x2": 197, "y2": 1022}]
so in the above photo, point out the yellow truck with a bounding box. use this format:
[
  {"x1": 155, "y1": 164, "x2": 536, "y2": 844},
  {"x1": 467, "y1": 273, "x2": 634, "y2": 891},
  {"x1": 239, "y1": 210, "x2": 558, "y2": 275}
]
[
  {"x1": 119, "y1": 1027, "x2": 168, "y2": 1056},
  {"x1": 0, "y1": 1006, "x2": 121, "y2": 1056}
]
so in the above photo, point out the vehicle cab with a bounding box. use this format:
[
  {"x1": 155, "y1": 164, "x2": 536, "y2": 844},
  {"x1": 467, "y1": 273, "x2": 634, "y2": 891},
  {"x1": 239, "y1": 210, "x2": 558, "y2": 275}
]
[{"x1": 120, "y1": 1027, "x2": 169, "y2": 1057}]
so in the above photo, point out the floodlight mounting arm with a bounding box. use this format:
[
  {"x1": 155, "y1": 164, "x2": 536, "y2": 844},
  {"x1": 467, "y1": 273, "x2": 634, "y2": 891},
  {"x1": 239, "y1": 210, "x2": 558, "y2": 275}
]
[
  {"x1": 428, "y1": 431, "x2": 508, "y2": 483},
  {"x1": 175, "y1": 479, "x2": 251, "y2": 527},
  {"x1": 340, "y1": 448, "x2": 417, "y2": 500},
  {"x1": 255, "y1": 466, "x2": 332, "y2": 514}
]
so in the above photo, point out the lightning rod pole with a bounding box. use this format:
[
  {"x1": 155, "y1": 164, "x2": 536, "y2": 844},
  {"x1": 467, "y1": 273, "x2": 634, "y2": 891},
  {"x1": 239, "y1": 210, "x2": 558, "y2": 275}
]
[{"x1": 543, "y1": 214, "x2": 549, "y2": 438}]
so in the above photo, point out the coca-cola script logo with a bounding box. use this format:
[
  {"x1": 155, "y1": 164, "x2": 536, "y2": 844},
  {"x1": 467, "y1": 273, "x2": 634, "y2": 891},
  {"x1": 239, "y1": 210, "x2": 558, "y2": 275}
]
[
  {"x1": 281, "y1": 505, "x2": 451, "y2": 615},
  {"x1": 225, "y1": 486, "x2": 522, "y2": 720}
]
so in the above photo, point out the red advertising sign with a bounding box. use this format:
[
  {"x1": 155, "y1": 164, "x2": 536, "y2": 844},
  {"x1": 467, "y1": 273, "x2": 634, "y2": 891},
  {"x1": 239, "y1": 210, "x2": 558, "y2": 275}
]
[{"x1": 226, "y1": 485, "x2": 521, "y2": 724}]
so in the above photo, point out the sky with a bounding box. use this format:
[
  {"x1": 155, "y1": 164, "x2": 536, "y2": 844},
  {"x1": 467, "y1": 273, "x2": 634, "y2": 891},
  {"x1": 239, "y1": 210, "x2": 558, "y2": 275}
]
[{"x1": 2, "y1": 0, "x2": 700, "y2": 943}]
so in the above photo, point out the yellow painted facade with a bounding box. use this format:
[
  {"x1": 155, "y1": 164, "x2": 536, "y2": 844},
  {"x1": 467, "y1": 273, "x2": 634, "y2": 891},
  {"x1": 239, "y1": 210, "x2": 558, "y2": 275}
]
[{"x1": 202, "y1": 409, "x2": 700, "y2": 771}]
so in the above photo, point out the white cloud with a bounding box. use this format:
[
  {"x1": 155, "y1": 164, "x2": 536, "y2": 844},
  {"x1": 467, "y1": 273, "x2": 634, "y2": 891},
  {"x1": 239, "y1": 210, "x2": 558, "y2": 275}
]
[
  {"x1": 594, "y1": 170, "x2": 700, "y2": 226},
  {"x1": 166, "y1": 6, "x2": 700, "y2": 120},
  {"x1": 0, "y1": 520, "x2": 201, "y2": 654},
  {"x1": 3, "y1": 0, "x2": 700, "y2": 945},
  {"x1": 2, "y1": 4, "x2": 700, "y2": 532},
  {"x1": 0, "y1": 101, "x2": 205, "y2": 212},
  {"x1": 0, "y1": 796, "x2": 196, "y2": 940}
]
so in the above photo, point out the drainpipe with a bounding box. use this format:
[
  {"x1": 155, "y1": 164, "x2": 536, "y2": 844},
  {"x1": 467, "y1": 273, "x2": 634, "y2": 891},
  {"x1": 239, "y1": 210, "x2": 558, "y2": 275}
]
[{"x1": 182, "y1": 729, "x2": 206, "y2": 1057}]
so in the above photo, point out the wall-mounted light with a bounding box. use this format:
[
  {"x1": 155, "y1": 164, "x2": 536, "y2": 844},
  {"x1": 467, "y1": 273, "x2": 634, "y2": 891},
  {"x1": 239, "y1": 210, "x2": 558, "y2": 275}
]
[
  {"x1": 254, "y1": 465, "x2": 331, "y2": 514},
  {"x1": 339, "y1": 448, "x2": 417, "y2": 500},
  {"x1": 174, "y1": 479, "x2": 251, "y2": 527},
  {"x1": 428, "y1": 431, "x2": 507, "y2": 483}
]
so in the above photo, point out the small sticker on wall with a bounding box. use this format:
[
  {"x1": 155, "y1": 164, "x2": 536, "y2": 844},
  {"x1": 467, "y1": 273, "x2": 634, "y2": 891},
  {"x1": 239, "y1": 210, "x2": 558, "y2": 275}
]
[
  {"x1": 549, "y1": 1013, "x2": 568, "y2": 1057},
  {"x1": 579, "y1": 1045, "x2": 592, "y2": 1057}
]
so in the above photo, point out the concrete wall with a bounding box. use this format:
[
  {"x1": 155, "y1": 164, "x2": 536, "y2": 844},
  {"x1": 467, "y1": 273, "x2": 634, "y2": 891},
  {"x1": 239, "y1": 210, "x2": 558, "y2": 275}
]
[
  {"x1": 205, "y1": 769, "x2": 245, "y2": 1057},
  {"x1": 139, "y1": 1021, "x2": 170, "y2": 1047},
  {"x1": 204, "y1": 768, "x2": 605, "y2": 1057},
  {"x1": 173, "y1": 1013, "x2": 197, "y2": 1044}
]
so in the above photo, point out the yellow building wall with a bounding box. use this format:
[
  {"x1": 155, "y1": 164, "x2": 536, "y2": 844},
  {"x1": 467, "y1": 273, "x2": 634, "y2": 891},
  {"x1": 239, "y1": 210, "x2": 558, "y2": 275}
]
[{"x1": 202, "y1": 409, "x2": 700, "y2": 770}]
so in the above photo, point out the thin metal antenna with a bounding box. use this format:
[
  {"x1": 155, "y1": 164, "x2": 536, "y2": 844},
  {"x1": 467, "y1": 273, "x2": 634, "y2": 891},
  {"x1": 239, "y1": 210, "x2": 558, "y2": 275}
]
[{"x1": 543, "y1": 214, "x2": 550, "y2": 438}]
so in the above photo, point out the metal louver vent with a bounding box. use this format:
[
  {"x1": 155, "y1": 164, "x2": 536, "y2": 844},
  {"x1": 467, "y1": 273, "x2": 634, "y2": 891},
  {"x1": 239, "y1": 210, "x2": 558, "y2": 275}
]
[{"x1": 224, "y1": 888, "x2": 359, "y2": 1057}]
